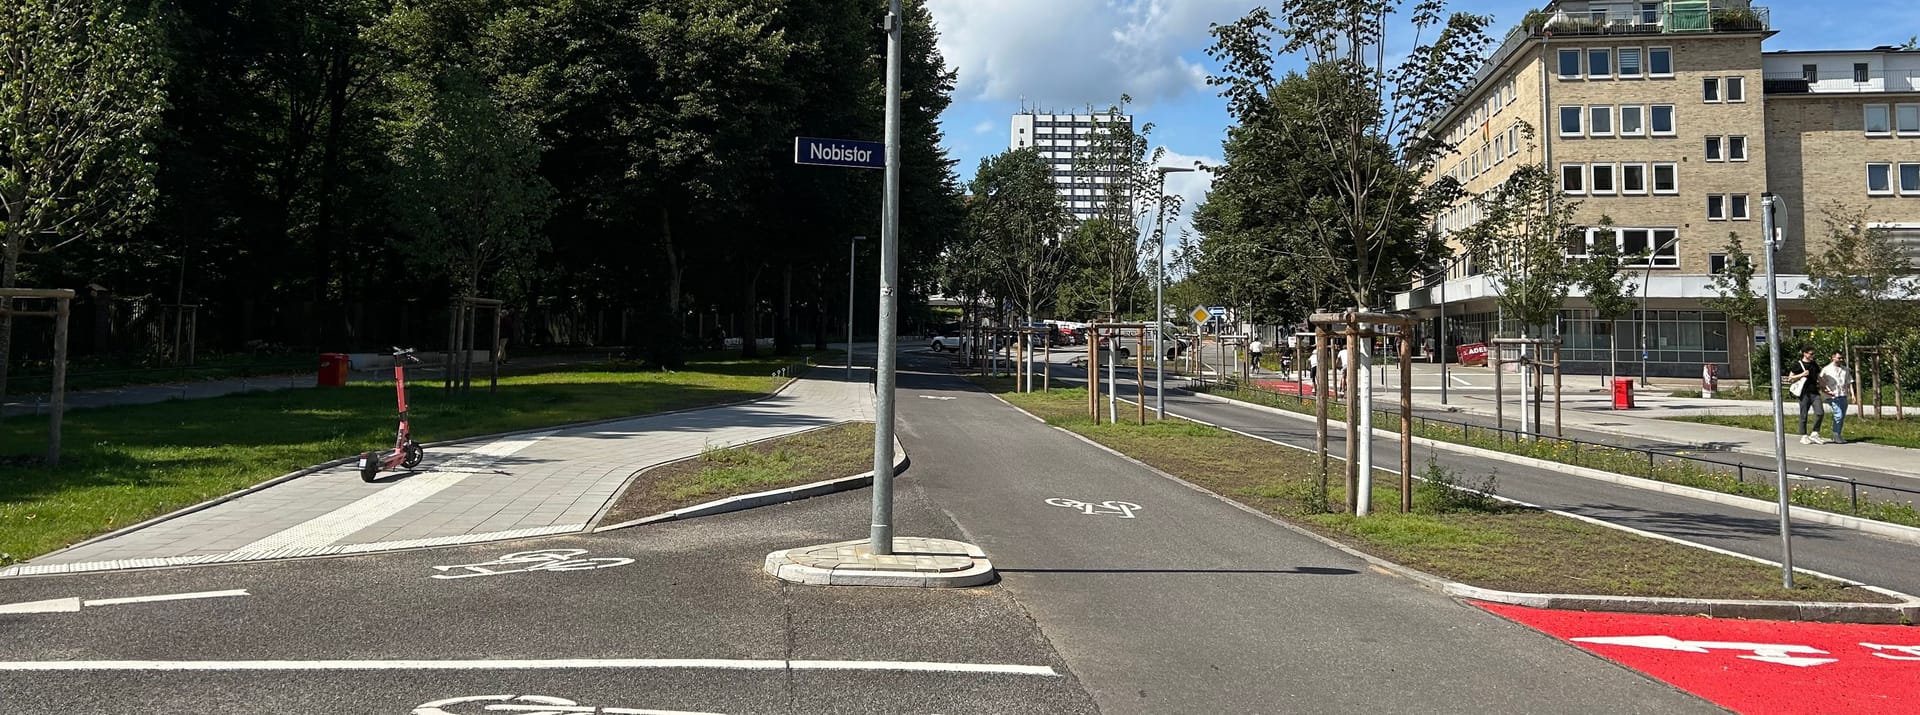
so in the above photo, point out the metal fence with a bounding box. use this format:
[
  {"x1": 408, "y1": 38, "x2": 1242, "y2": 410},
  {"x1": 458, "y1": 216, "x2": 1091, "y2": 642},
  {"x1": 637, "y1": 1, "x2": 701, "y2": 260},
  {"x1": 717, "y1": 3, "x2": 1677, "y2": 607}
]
[{"x1": 1191, "y1": 377, "x2": 1920, "y2": 520}]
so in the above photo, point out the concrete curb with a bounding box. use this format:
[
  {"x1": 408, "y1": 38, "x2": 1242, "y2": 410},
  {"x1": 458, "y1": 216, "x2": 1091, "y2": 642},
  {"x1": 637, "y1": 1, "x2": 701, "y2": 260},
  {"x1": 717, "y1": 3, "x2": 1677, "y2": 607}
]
[
  {"x1": 14, "y1": 375, "x2": 810, "y2": 566},
  {"x1": 1181, "y1": 388, "x2": 1920, "y2": 547},
  {"x1": 985, "y1": 390, "x2": 1920, "y2": 624},
  {"x1": 593, "y1": 428, "x2": 907, "y2": 532},
  {"x1": 762, "y1": 538, "x2": 995, "y2": 588}
]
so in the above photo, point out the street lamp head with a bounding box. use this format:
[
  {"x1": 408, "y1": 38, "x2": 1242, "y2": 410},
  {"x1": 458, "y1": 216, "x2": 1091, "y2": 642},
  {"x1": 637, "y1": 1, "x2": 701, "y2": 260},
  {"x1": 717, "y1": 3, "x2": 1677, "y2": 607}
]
[
  {"x1": 1155, "y1": 165, "x2": 1196, "y2": 175},
  {"x1": 853, "y1": 235, "x2": 867, "y2": 241}
]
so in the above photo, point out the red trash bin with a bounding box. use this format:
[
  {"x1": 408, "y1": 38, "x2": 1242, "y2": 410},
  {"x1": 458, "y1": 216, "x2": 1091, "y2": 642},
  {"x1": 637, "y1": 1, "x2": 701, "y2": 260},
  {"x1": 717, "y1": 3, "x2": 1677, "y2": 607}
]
[
  {"x1": 1612, "y1": 377, "x2": 1634, "y2": 409},
  {"x1": 318, "y1": 353, "x2": 350, "y2": 387}
]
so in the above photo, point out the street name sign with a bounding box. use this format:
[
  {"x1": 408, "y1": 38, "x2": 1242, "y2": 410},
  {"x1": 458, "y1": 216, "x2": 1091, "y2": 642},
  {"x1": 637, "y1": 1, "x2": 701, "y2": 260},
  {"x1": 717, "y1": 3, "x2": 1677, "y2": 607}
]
[{"x1": 794, "y1": 137, "x2": 885, "y2": 169}]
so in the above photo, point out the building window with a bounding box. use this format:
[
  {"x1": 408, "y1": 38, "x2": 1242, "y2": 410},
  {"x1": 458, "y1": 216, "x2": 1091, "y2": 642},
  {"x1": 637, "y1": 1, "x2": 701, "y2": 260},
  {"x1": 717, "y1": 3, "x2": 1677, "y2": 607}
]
[
  {"x1": 1729, "y1": 135, "x2": 1748, "y2": 161},
  {"x1": 1855, "y1": 63, "x2": 1871, "y2": 83},
  {"x1": 1710, "y1": 253, "x2": 1729, "y2": 274},
  {"x1": 1507, "y1": 125, "x2": 1520, "y2": 155},
  {"x1": 1869, "y1": 163, "x2": 1893, "y2": 195},
  {"x1": 1610, "y1": 228, "x2": 1681, "y2": 267},
  {"x1": 1589, "y1": 105, "x2": 1613, "y2": 137},
  {"x1": 1620, "y1": 105, "x2": 1645, "y2": 136},
  {"x1": 1562, "y1": 163, "x2": 1585, "y2": 194},
  {"x1": 1651, "y1": 105, "x2": 1675, "y2": 135},
  {"x1": 1591, "y1": 164, "x2": 1617, "y2": 195},
  {"x1": 1866, "y1": 105, "x2": 1892, "y2": 135},
  {"x1": 1558, "y1": 49, "x2": 1582, "y2": 79},
  {"x1": 1648, "y1": 47, "x2": 1673, "y2": 77},
  {"x1": 1702, "y1": 77, "x2": 1720, "y2": 102},
  {"x1": 1705, "y1": 136, "x2": 1723, "y2": 161},
  {"x1": 1731, "y1": 194, "x2": 1750, "y2": 220},
  {"x1": 1897, "y1": 104, "x2": 1920, "y2": 135},
  {"x1": 1707, "y1": 194, "x2": 1726, "y2": 220},
  {"x1": 1559, "y1": 105, "x2": 1583, "y2": 137},
  {"x1": 1802, "y1": 64, "x2": 1819, "y2": 82},
  {"x1": 1622, "y1": 163, "x2": 1649, "y2": 194},
  {"x1": 1901, "y1": 164, "x2": 1920, "y2": 196},
  {"x1": 1618, "y1": 47, "x2": 1642, "y2": 78},
  {"x1": 1493, "y1": 134, "x2": 1505, "y2": 162},
  {"x1": 1506, "y1": 78, "x2": 1518, "y2": 104},
  {"x1": 1726, "y1": 77, "x2": 1745, "y2": 103},
  {"x1": 1588, "y1": 48, "x2": 1613, "y2": 79},
  {"x1": 1652, "y1": 163, "x2": 1678, "y2": 194}
]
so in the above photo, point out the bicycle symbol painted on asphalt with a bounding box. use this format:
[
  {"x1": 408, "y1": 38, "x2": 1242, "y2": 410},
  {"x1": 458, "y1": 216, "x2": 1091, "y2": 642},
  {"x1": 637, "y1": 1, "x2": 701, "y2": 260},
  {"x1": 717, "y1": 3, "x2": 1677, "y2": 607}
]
[
  {"x1": 430, "y1": 549, "x2": 634, "y2": 580},
  {"x1": 413, "y1": 693, "x2": 721, "y2": 715},
  {"x1": 1044, "y1": 498, "x2": 1142, "y2": 519}
]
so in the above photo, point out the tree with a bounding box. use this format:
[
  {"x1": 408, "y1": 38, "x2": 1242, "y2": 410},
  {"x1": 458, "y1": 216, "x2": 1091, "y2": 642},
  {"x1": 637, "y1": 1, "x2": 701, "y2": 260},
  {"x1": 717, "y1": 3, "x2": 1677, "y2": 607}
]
[
  {"x1": 1573, "y1": 219, "x2": 1636, "y2": 382},
  {"x1": 1207, "y1": 3, "x2": 1491, "y2": 313},
  {"x1": 1703, "y1": 231, "x2": 1765, "y2": 381},
  {"x1": 1456, "y1": 163, "x2": 1579, "y2": 335},
  {"x1": 1804, "y1": 204, "x2": 1918, "y2": 343},
  {"x1": 1057, "y1": 96, "x2": 1166, "y2": 319},
  {"x1": 0, "y1": 0, "x2": 167, "y2": 403},
  {"x1": 968, "y1": 148, "x2": 1070, "y2": 334}
]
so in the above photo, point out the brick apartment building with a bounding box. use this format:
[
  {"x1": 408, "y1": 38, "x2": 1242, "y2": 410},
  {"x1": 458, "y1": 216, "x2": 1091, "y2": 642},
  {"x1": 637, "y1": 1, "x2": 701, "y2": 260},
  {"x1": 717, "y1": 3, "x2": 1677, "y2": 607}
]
[{"x1": 1398, "y1": 0, "x2": 1920, "y2": 378}]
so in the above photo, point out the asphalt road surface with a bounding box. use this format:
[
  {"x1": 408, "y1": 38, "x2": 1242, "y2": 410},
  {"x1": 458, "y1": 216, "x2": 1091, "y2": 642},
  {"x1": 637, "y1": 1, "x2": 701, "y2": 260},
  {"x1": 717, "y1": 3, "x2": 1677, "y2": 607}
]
[{"x1": 0, "y1": 349, "x2": 1731, "y2": 714}]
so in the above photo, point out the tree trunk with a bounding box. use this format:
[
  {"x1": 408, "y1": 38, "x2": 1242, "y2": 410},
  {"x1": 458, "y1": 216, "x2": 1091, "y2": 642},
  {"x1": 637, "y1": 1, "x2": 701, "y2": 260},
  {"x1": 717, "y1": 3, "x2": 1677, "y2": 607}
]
[
  {"x1": 0, "y1": 241, "x2": 20, "y2": 411},
  {"x1": 311, "y1": 46, "x2": 352, "y2": 347},
  {"x1": 741, "y1": 264, "x2": 765, "y2": 359},
  {"x1": 776, "y1": 263, "x2": 794, "y2": 355},
  {"x1": 660, "y1": 205, "x2": 685, "y2": 366}
]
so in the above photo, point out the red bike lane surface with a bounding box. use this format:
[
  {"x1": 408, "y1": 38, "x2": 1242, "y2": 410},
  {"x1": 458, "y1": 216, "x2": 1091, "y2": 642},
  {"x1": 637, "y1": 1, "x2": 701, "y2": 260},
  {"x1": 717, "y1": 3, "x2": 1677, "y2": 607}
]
[{"x1": 1478, "y1": 602, "x2": 1920, "y2": 715}]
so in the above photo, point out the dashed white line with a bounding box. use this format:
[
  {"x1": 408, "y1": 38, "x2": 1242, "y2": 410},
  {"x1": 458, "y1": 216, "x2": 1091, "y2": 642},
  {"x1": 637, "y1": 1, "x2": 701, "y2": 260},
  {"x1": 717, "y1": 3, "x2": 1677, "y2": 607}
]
[{"x1": 0, "y1": 658, "x2": 1061, "y2": 676}]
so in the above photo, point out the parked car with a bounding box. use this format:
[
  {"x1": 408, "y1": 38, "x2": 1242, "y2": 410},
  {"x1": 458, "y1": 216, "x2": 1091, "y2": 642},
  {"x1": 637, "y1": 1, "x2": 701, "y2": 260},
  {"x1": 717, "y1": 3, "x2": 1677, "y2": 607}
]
[
  {"x1": 1096, "y1": 331, "x2": 1189, "y2": 360},
  {"x1": 929, "y1": 332, "x2": 969, "y2": 352}
]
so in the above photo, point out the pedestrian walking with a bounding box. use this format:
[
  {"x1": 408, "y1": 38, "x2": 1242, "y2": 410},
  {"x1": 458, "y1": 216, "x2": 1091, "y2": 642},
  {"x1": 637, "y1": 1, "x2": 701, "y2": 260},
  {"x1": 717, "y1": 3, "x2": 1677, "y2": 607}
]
[
  {"x1": 1820, "y1": 352, "x2": 1853, "y2": 444},
  {"x1": 1248, "y1": 337, "x2": 1264, "y2": 373},
  {"x1": 1308, "y1": 349, "x2": 1319, "y2": 384},
  {"x1": 1788, "y1": 348, "x2": 1826, "y2": 444}
]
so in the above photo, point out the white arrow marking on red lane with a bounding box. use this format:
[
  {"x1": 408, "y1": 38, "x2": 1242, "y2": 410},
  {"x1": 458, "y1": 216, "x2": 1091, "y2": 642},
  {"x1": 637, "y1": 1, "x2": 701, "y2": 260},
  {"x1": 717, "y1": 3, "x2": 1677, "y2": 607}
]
[
  {"x1": 1572, "y1": 635, "x2": 1837, "y2": 667},
  {"x1": 0, "y1": 590, "x2": 248, "y2": 615}
]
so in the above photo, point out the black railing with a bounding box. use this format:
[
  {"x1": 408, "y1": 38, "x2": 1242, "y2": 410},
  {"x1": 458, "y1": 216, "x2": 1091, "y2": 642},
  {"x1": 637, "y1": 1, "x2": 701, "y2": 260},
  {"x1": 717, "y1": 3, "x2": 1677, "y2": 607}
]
[{"x1": 1188, "y1": 376, "x2": 1920, "y2": 523}]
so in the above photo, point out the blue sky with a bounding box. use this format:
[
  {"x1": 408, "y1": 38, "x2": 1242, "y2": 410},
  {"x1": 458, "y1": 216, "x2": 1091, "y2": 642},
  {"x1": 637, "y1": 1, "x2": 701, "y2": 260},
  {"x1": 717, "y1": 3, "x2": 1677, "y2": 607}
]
[{"x1": 926, "y1": 0, "x2": 1920, "y2": 243}]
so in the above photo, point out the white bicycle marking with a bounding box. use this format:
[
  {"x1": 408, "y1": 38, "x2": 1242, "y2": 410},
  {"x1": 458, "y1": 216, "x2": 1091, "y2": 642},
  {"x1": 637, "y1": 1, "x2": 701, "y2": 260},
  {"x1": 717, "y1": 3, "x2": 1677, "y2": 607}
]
[
  {"x1": 1044, "y1": 498, "x2": 1142, "y2": 519},
  {"x1": 413, "y1": 694, "x2": 722, "y2": 715},
  {"x1": 431, "y1": 549, "x2": 633, "y2": 580},
  {"x1": 919, "y1": 395, "x2": 956, "y2": 400}
]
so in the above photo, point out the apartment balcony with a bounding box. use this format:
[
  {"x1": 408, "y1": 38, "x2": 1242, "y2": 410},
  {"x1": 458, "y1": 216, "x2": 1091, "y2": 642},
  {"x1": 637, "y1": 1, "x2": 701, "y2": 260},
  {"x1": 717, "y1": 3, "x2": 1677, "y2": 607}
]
[
  {"x1": 1763, "y1": 69, "x2": 1920, "y2": 95},
  {"x1": 1524, "y1": 2, "x2": 1770, "y2": 38}
]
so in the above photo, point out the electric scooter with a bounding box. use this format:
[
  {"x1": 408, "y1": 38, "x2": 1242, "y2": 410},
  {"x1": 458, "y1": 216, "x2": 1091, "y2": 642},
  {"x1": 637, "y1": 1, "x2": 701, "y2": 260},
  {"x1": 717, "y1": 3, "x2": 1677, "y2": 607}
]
[{"x1": 359, "y1": 347, "x2": 425, "y2": 482}]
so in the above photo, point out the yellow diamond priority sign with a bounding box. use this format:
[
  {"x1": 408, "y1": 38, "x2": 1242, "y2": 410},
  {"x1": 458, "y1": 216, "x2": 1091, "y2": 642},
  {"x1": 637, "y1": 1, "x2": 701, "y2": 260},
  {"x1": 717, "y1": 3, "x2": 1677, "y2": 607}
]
[{"x1": 1189, "y1": 306, "x2": 1211, "y2": 324}]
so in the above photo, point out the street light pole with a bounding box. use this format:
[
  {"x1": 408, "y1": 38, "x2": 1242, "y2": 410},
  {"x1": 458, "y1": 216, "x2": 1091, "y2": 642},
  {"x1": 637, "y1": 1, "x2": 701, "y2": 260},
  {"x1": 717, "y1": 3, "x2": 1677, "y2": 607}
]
[
  {"x1": 1761, "y1": 193, "x2": 1795, "y2": 588},
  {"x1": 1639, "y1": 235, "x2": 1680, "y2": 388},
  {"x1": 1436, "y1": 261, "x2": 1452, "y2": 406},
  {"x1": 847, "y1": 235, "x2": 865, "y2": 382},
  {"x1": 1152, "y1": 165, "x2": 1195, "y2": 419},
  {"x1": 868, "y1": 0, "x2": 903, "y2": 556}
]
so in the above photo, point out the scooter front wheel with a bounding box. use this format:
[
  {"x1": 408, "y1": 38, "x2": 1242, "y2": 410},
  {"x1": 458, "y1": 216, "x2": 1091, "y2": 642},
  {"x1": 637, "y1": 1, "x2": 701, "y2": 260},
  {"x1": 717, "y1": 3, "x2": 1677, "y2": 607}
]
[
  {"x1": 401, "y1": 440, "x2": 425, "y2": 469},
  {"x1": 359, "y1": 452, "x2": 381, "y2": 482}
]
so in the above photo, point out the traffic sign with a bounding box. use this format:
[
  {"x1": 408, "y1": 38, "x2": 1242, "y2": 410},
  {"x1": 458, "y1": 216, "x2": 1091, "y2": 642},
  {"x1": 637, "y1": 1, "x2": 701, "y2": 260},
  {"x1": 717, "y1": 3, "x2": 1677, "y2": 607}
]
[
  {"x1": 1207, "y1": 306, "x2": 1228, "y2": 319},
  {"x1": 794, "y1": 137, "x2": 885, "y2": 169},
  {"x1": 1189, "y1": 306, "x2": 1211, "y2": 324}
]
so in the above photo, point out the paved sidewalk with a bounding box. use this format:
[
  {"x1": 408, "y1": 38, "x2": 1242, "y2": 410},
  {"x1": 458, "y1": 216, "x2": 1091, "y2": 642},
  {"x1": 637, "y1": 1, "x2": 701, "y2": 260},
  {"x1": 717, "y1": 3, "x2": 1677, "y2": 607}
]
[{"x1": 1, "y1": 370, "x2": 874, "y2": 577}]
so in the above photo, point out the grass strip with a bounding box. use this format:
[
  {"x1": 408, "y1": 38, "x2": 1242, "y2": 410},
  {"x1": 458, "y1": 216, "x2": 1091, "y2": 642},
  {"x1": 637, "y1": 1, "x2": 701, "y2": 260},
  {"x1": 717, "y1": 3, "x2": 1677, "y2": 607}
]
[
  {"x1": 0, "y1": 353, "x2": 821, "y2": 564},
  {"x1": 1194, "y1": 383, "x2": 1920, "y2": 528},
  {"x1": 979, "y1": 379, "x2": 1888, "y2": 603},
  {"x1": 1675, "y1": 412, "x2": 1920, "y2": 451},
  {"x1": 600, "y1": 421, "x2": 875, "y2": 525}
]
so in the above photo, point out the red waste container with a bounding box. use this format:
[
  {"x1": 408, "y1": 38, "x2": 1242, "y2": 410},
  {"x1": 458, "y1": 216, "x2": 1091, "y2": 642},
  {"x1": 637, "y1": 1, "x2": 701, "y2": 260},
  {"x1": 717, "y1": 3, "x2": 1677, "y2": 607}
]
[
  {"x1": 318, "y1": 353, "x2": 350, "y2": 387},
  {"x1": 1612, "y1": 377, "x2": 1635, "y2": 409}
]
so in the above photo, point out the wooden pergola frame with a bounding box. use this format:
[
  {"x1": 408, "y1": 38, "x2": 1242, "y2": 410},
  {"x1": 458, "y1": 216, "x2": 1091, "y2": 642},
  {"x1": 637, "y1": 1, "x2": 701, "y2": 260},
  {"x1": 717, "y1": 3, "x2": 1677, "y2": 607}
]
[
  {"x1": 1086, "y1": 322, "x2": 1149, "y2": 426},
  {"x1": 1849, "y1": 345, "x2": 1903, "y2": 420},
  {"x1": 1, "y1": 288, "x2": 75, "y2": 465},
  {"x1": 1490, "y1": 336, "x2": 1564, "y2": 438},
  {"x1": 446, "y1": 296, "x2": 503, "y2": 394},
  {"x1": 1308, "y1": 310, "x2": 1417, "y2": 515}
]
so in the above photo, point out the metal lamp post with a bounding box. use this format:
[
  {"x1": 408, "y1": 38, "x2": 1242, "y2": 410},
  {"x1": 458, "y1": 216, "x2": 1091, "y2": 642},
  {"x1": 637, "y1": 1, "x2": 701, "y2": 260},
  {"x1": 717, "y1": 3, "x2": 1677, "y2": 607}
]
[
  {"x1": 1761, "y1": 193, "x2": 1795, "y2": 588},
  {"x1": 1433, "y1": 259, "x2": 1455, "y2": 406},
  {"x1": 846, "y1": 235, "x2": 865, "y2": 382},
  {"x1": 1152, "y1": 165, "x2": 1196, "y2": 419},
  {"x1": 1638, "y1": 234, "x2": 1682, "y2": 388},
  {"x1": 868, "y1": 0, "x2": 903, "y2": 556}
]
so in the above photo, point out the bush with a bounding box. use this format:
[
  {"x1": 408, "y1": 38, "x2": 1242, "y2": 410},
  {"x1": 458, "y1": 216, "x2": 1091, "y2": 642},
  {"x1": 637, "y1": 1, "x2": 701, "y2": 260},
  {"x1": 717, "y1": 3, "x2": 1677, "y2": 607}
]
[{"x1": 1415, "y1": 457, "x2": 1504, "y2": 514}]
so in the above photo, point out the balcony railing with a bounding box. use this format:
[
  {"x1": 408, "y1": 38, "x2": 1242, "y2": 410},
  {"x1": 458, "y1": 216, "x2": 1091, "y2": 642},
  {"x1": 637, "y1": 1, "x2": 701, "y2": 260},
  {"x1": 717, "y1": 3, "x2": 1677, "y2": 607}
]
[
  {"x1": 1525, "y1": 4, "x2": 1770, "y2": 37},
  {"x1": 1762, "y1": 69, "x2": 1920, "y2": 94}
]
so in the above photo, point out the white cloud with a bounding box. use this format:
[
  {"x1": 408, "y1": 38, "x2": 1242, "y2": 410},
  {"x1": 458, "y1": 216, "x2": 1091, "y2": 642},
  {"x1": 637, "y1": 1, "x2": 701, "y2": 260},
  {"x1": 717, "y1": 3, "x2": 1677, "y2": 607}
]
[
  {"x1": 972, "y1": 120, "x2": 995, "y2": 134},
  {"x1": 927, "y1": 0, "x2": 1259, "y2": 107}
]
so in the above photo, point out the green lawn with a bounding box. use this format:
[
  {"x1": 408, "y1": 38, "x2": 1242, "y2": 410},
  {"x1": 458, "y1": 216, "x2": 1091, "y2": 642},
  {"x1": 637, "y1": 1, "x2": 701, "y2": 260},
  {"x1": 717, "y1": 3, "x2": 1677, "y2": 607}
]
[
  {"x1": 0, "y1": 353, "x2": 819, "y2": 563},
  {"x1": 1676, "y1": 411, "x2": 1920, "y2": 450},
  {"x1": 980, "y1": 378, "x2": 1886, "y2": 602},
  {"x1": 599, "y1": 421, "x2": 875, "y2": 524}
]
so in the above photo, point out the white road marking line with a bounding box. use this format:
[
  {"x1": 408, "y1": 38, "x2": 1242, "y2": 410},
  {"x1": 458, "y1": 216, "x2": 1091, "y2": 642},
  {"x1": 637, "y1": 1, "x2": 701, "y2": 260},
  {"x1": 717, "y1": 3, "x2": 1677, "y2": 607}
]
[
  {"x1": 1, "y1": 590, "x2": 249, "y2": 614},
  {"x1": 0, "y1": 658, "x2": 1061, "y2": 676},
  {"x1": 236, "y1": 432, "x2": 556, "y2": 553},
  {"x1": 82, "y1": 589, "x2": 249, "y2": 607}
]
